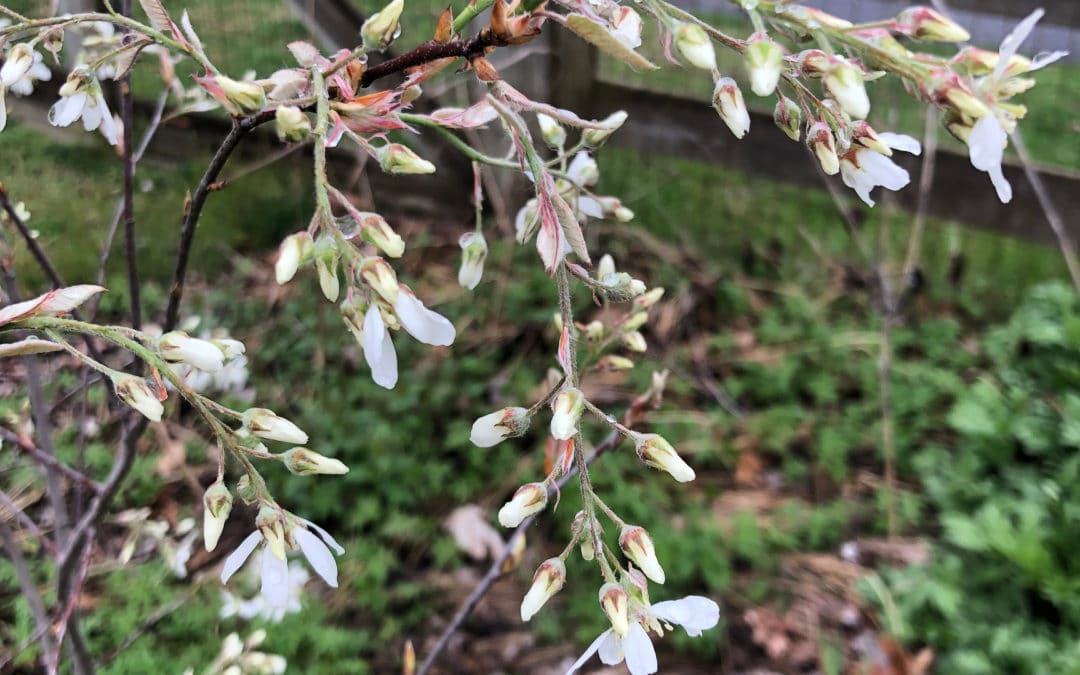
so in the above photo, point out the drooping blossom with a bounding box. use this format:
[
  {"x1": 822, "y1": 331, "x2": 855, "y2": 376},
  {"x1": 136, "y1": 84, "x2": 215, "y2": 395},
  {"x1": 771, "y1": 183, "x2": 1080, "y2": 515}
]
[
  {"x1": 48, "y1": 66, "x2": 118, "y2": 145},
  {"x1": 839, "y1": 132, "x2": 922, "y2": 207}
]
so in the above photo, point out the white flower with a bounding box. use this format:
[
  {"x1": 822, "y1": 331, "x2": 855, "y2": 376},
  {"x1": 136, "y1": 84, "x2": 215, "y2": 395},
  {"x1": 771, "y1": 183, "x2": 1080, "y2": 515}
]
[
  {"x1": 362, "y1": 304, "x2": 398, "y2": 389},
  {"x1": 458, "y1": 231, "x2": 488, "y2": 290},
  {"x1": 221, "y1": 519, "x2": 343, "y2": 609},
  {"x1": 159, "y1": 331, "x2": 225, "y2": 371},
  {"x1": 393, "y1": 289, "x2": 456, "y2": 347},
  {"x1": 0, "y1": 44, "x2": 52, "y2": 133},
  {"x1": 243, "y1": 408, "x2": 308, "y2": 445},
  {"x1": 567, "y1": 151, "x2": 598, "y2": 187},
  {"x1": 568, "y1": 596, "x2": 720, "y2": 675},
  {"x1": 220, "y1": 562, "x2": 309, "y2": 622},
  {"x1": 48, "y1": 68, "x2": 118, "y2": 145},
  {"x1": 839, "y1": 133, "x2": 922, "y2": 207},
  {"x1": 610, "y1": 7, "x2": 643, "y2": 50},
  {"x1": 967, "y1": 114, "x2": 1011, "y2": 203}
]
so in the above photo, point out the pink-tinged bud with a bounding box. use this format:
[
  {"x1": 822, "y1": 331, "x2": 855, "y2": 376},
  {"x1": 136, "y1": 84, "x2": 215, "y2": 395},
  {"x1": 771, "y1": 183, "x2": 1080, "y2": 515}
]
[
  {"x1": 215, "y1": 75, "x2": 266, "y2": 115},
  {"x1": 850, "y1": 121, "x2": 892, "y2": 156},
  {"x1": 275, "y1": 232, "x2": 312, "y2": 285},
  {"x1": 950, "y1": 47, "x2": 1028, "y2": 77},
  {"x1": 620, "y1": 525, "x2": 665, "y2": 584},
  {"x1": 712, "y1": 77, "x2": 750, "y2": 139},
  {"x1": 674, "y1": 23, "x2": 716, "y2": 71},
  {"x1": 896, "y1": 7, "x2": 970, "y2": 42},
  {"x1": 550, "y1": 387, "x2": 585, "y2": 441},
  {"x1": 236, "y1": 474, "x2": 258, "y2": 505},
  {"x1": 622, "y1": 331, "x2": 647, "y2": 352},
  {"x1": 203, "y1": 480, "x2": 232, "y2": 551},
  {"x1": 773, "y1": 94, "x2": 802, "y2": 142},
  {"x1": 744, "y1": 36, "x2": 785, "y2": 97},
  {"x1": 583, "y1": 110, "x2": 628, "y2": 147},
  {"x1": 0, "y1": 44, "x2": 33, "y2": 87},
  {"x1": 536, "y1": 113, "x2": 566, "y2": 148},
  {"x1": 256, "y1": 505, "x2": 287, "y2": 560},
  {"x1": 823, "y1": 61, "x2": 869, "y2": 119},
  {"x1": 361, "y1": 0, "x2": 404, "y2": 50},
  {"x1": 520, "y1": 557, "x2": 566, "y2": 621},
  {"x1": 243, "y1": 408, "x2": 309, "y2": 445},
  {"x1": 610, "y1": 6, "x2": 643, "y2": 50},
  {"x1": 281, "y1": 447, "x2": 350, "y2": 475},
  {"x1": 357, "y1": 212, "x2": 405, "y2": 258},
  {"x1": 470, "y1": 406, "x2": 530, "y2": 447},
  {"x1": 633, "y1": 287, "x2": 664, "y2": 310},
  {"x1": 113, "y1": 374, "x2": 164, "y2": 422},
  {"x1": 807, "y1": 122, "x2": 840, "y2": 175},
  {"x1": 785, "y1": 6, "x2": 852, "y2": 29},
  {"x1": 796, "y1": 49, "x2": 830, "y2": 76},
  {"x1": 498, "y1": 482, "x2": 548, "y2": 527},
  {"x1": 159, "y1": 331, "x2": 224, "y2": 371},
  {"x1": 458, "y1": 231, "x2": 488, "y2": 290},
  {"x1": 274, "y1": 105, "x2": 311, "y2": 142},
  {"x1": 635, "y1": 433, "x2": 695, "y2": 482},
  {"x1": 599, "y1": 583, "x2": 630, "y2": 636},
  {"x1": 360, "y1": 257, "x2": 400, "y2": 304},
  {"x1": 376, "y1": 143, "x2": 435, "y2": 175}
]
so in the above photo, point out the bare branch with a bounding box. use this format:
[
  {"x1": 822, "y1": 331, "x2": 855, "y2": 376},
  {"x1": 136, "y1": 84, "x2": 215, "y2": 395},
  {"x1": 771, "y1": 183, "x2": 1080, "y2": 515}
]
[{"x1": 0, "y1": 520, "x2": 58, "y2": 669}]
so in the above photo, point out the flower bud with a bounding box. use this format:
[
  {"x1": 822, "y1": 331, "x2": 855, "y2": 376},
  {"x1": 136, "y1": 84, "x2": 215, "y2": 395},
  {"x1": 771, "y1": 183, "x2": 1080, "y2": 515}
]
[
  {"x1": 362, "y1": 0, "x2": 404, "y2": 50},
  {"x1": 458, "y1": 231, "x2": 488, "y2": 290},
  {"x1": 796, "y1": 49, "x2": 831, "y2": 76},
  {"x1": 675, "y1": 23, "x2": 716, "y2": 71},
  {"x1": 275, "y1": 232, "x2": 312, "y2": 285},
  {"x1": 375, "y1": 143, "x2": 435, "y2": 175},
  {"x1": 43, "y1": 29, "x2": 64, "y2": 59},
  {"x1": 585, "y1": 321, "x2": 605, "y2": 341},
  {"x1": 712, "y1": 77, "x2": 750, "y2": 139},
  {"x1": 243, "y1": 408, "x2": 309, "y2": 445},
  {"x1": 622, "y1": 330, "x2": 647, "y2": 352},
  {"x1": 807, "y1": 121, "x2": 839, "y2": 175},
  {"x1": 0, "y1": 44, "x2": 33, "y2": 87},
  {"x1": 600, "y1": 272, "x2": 646, "y2": 302},
  {"x1": 159, "y1": 331, "x2": 225, "y2": 371},
  {"x1": 550, "y1": 387, "x2": 585, "y2": 441},
  {"x1": 610, "y1": 6, "x2": 643, "y2": 50},
  {"x1": 850, "y1": 121, "x2": 892, "y2": 156},
  {"x1": 470, "y1": 406, "x2": 530, "y2": 447},
  {"x1": 212, "y1": 338, "x2": 246, "y2": 361},
  {"x1": 599, "y1": 582, "x2": 630, "y2": 636},
  {"x1": 314, "y1": 241, "x2": 340, "y2": 302},
  {"x1": 274, "y1": 105, "x2": 311, "y2": 142},
  {"x1": 360, "y1": 257, "x2": 400, "y2": 304},
  {"x1": 583, "y1": 110, "x2": 628, "y2": 147},
  {"x1": 256, "y1": 505, "x2": 287, "y2": 561},
  {"x1": 623, "y1": 311, "x2": 648, "y2": 332},
  {"x1": 498, "y1": 482, "x2": 548, "y2": 527},
  {"x1": 536, "y1": 113, "x2": 566, "y2": 148},
  {"x1": 744, "y1": 36, "x2": 784, "y2": 97},
  {"x1": 773, "y1": 94, "x2": 802, "y2": 142},
  {"x1": 281, "y1": 447, "x2": 350, "y2": 475},
  {"x1": 236, "y1": 474, "x2": 258, "y2": 505},
  {"x1": 596, "y1": 254, "x2": 616, "y2": 282},
  {"x1": 350, "y1": 213, "x2": 400, "y2": 258},
  {"x1": 943, "y1": 83, "x2": 990, "y2": 119},
  {"x1": 596, "y1": 354, "x2": 636, "y2": 371},
  {"x1": 203, "y1": 480, "x2": 232, "y2": 551},
  {"x1": 823, "y1": 61, "x2": 869, "y2": 119},
  {"x1": 633, "y1": 287, "x2": 664, "y2": 310},
  {"x1": 222, "y1": 633, "x2": 244, "y2": 662},
  {"x1": 635, "y1": 433, "x2": 695, "y2": 482},
  {"x1": 113, "y1": 374, "x2": 164, "y2": 422},
  {"x1": 786, "y1": 6, "x2": 852, "y2": 29},
  {"x1": 619, "y1": 525, "x2": 665, "y2": 584},
  {"x1": 520, "y1": 557, "x2": 566, "y2": 621},
  {"x1": 896, "y1": 7, "x2": 970, "y2": 42},
  {"x1": 216, "y1": 75, "x2": 266, "y2": 115}
]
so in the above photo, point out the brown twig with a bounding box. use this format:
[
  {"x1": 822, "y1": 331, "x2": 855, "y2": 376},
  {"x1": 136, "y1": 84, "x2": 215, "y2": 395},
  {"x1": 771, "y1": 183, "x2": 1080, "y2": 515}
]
[
  {"x1": 120, "y1": 38, "x2": 140, "y2": 330},
  {"x1": 0, "y1": 487, "x2": 58, "y2": 556},
  {"x1": 360, "y1": 32, "x2": 505, "y2": 89}
]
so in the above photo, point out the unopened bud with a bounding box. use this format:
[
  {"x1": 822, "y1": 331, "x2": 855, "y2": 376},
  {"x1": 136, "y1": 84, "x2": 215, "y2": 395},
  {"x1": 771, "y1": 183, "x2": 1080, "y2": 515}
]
[
  {"x1": 597, "y1": 254, "x2": 616, "y2": 281},
  {"x1": 358, "y1": 212, "x2": 405, "y2": 258},
  {"x1": 635, "y1": 433, "x2": 695, "y2": 482},
  {"x1": 600, "y1": 272, "x2": 646, "y2": 302},
  {"x1": 583, "y1": 110, "x2": 628, "y2": 147},
  {"x1": 113, "y1": 374, "x2": 164, "y2": 422},
  {"x1": 222, "y1": 633, "x2": 244, "y2": 662},
  {"x1": 314, "y1": 240, "x2": 340, "y2": 303},
  {"x1": 256, "y1": 505, "x2": 287, "y2": 560},
  {"x1": 896, "y1": 7, "x2": 970, "y2": 42},
  {"x1": 744, "y1": 36, "x2": 784, "y2": 97},
  {"x1": 674, "y1": 23, "x2": 716, "y2": 71},
  {"x1": 236, "y1": 474, "x2": 258, "y2": 504},
  {"x1": 850, "y1": 121, "x2": 891, "y2": 156},
  {"x1": 950, "y1": 47, "x2": 1026, "y2": 77},
  {"x1": 596, "y1": 355, "x2": 636, "y2": 371},
  {"x1": 274, "y1": 105, "x2": 311, "y2": 142},
  {"x1": 623, "y1": 311, "x2": 648, "y2": 332},
  {"x1": 498, "y1": 482, "x2": 548, "y2": 527},
  {"x1": 376, "y1": 143, "x2": 435, "y2": 175},
  {"x1": 712, "y1": 77, "x2": 750, "y2": 139},
  {"x1": 213, "y1": 338, "x2": 246, "y2": 361},
  {"x1": 797, "y1": 49, "x2": 831, "y2": 76},
  {"x1": 572, "y1": 511, "x2": 595, "y2": 560},
  {"x1": 585, "y1": 321, "x2": 605, "y2": 341},
  {"x1": 943, "y1": 83, "x2": 990, "y2": 119},
  {"x1": 216, "y1": 75, "x2": 266, "y2": 115},
  {"x1": 243, "y1": 408, "x2": 309, "y2": 445},
  {"x1": 808, "y1": 121, "x2": 839, "y2": 175},
  {"x1": 360, "y1": 257, "x2": 400, "y2": 304},
  {"x1": 773, "y1": 94, "x2": 802, "y2": 142},
  {"x1": 275, "y1": 232, "x2": 312, "y2": 285},
  {"x1": 281, "y1": 447, "x2": 350, "y2": 475},
  {"x1": 0, "y1": 44, "x2": 33, "y2": 87},
  {"x1": 458, "y1": 231, "x2": 488, "y2": 290},
  {"x1": 550, "y1": 387, "x2": 585, "y2": 440},
  {"x1": 599, "y1": 582, "x2": 630, "y2": 636},
  {"x1": 470, "y1": 406, "x2": 530, "y2": 447},
  {"x1": 536, "y1": 113, "x2": 566, "y2": 148},
  {"x1": 620, "y1": 525, "x2": 665, "y2": 583},
  {"x1": 203, "y1": 481, "x2": 232, "y2": 551},
  {"x1": 159, "y1": 331, "x2": 224, "y2": 371},
  {"x1": 520, "y1": 558, "x2": 566, "y2": 621},
  {"x1": 633, "y1": 287, "x2": 665, "y2": 310},
  {"x1": 622, "y1": 330, "x2": 647, "y2": 352},
  {"x1": 361, "y1": 0, "x2": 404, "y2": 50},
  {"x1": 823, "y1": 61, "x2": 869, "y2": 119}
]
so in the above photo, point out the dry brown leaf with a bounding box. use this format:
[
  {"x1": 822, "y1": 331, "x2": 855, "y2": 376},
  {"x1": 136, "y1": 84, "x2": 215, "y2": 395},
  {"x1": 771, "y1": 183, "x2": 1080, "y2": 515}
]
[{"x1": 444, "y1": 505, "x2": 504, "y2": 561}]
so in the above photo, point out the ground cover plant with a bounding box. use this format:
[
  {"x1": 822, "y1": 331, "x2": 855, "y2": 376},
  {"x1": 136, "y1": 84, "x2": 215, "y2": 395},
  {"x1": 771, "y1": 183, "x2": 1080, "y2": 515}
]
[{"x1": 0, "y1": 0, "x2": 1075, "y2": 673}]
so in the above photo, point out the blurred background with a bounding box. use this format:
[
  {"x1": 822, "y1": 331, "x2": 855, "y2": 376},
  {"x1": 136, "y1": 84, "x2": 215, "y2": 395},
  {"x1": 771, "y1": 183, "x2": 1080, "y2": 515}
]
[{"x1": 2, "y1": 0, "x2": 1080, "y2": 673}]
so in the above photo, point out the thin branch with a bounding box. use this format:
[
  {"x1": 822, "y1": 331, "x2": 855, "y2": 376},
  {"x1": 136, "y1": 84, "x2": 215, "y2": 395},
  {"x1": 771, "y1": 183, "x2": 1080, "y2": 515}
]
[
  {"x1": 0, "y1": 427, "x2": 100, "y2": 491},
  {"x1": 901, "y1": 106, "x2": 940, "y2": 286},
  {"x1": 416, "y1": 429, "x2": 624, "y2": 675},
  {"x1": 0, "y1": 488, "x2": 58, "y2": 556},
  {"x1": 120, "y1": 54, "x2": 141, "y2": 329},
  {"x1": 0, "y1": 520, "x2": 57, "y2": 669},
  {"x1": 0, "y1": 185, "x2": 65, "y2": 289},
  {"x1": 360, "y1": 31, "x2": 507, "y2": 89}
]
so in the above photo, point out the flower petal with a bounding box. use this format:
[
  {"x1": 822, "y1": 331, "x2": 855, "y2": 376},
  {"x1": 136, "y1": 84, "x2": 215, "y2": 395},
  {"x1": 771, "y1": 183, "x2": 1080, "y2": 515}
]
[
  {"x1": 623, "y1": 623, "x2": 658, "y2": 675},
  {"x1": 596, "y1": 629, "x2": 625, "y2": 666},
  {"x1": 295, "y1": 527, "x2": 338, "y2": 587},
  {"x1": 221, "y1": 531, "x2": 262, "y2": 583},
  {"x1": 362, "y1": 305, "x2": 399, "y2": 389},
  {"x1": 394, "y1": 292, "x2": 456, "y2": 347},
  {"x1": 259, "y1": 544, "x2": 291, "y2": 608},
  {"x1": 994, "y1": 9, "x2": 1043, "y2": 80},
  {"x1": 96, "y1": 93, "x2": 118, "y2": 145},
  {"x1": 49, "y1": 92, "x2": 87, "y2": 128},
  {"x1": 300, "y1": 517, "x2": 345, "y2": 555},
  {"x1": 652, "y1": 595, "x2": 721, "y2": 637},
  {"x1": 566, "y1": 629, "x2": 614, "y2": 674},
  {"x1": 1029, "y1": 50, "x2": 1068, "y2": 72},
  {"x1": 878, "y1": 132, "x2": 922, "y2": 156},
  {"x1": 969, "y1": 115, "x2": 1006, "y2": 172}
]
